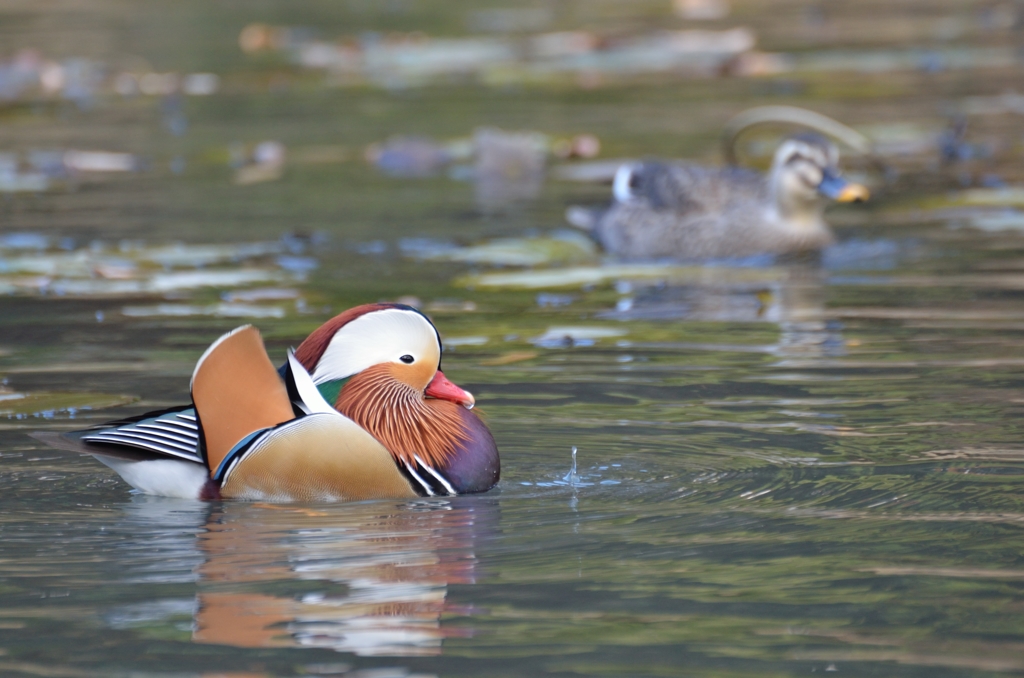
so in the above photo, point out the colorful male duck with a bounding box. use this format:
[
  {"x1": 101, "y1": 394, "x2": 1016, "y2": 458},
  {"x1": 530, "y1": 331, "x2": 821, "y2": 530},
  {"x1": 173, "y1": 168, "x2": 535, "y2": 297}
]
[{"x1": 37, "y1": 303, "x2": 499, "y2": 501}]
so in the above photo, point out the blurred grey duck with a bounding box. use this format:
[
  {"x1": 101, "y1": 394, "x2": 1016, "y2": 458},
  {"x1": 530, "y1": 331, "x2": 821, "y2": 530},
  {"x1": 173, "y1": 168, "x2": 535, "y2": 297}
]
[{"x1": 567, "y1": 134, "x2": 869, "y2": 260}]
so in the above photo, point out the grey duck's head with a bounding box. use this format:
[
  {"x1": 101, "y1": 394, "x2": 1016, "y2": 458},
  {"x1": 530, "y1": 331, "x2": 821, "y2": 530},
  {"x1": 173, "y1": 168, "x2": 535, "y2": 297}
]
[{"x1": 770, "y1": 133, "x2": 869, "y2": 210}]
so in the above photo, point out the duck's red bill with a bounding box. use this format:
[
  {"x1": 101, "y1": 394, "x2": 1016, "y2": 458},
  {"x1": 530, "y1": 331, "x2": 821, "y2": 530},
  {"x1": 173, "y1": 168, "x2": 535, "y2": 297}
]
[{"x1": 425, "y1": 370, "x2": 475, "y2": 409}]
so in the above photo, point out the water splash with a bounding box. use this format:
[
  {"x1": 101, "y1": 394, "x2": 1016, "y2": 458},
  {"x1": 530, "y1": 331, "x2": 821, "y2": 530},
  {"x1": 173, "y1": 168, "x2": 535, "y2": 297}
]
[{"x1": 563, "y1": 446, "x2": 579, "y2": 486}]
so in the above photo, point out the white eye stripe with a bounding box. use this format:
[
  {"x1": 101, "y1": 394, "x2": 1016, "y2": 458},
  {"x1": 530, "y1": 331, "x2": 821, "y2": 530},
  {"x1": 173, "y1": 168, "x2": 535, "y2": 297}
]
[
  {"x1": 312, "y1": 309, "x2": 440, "y2": 384},
  {"x1": 778, "y1": 138, "x2": 836, "y2": 171}
]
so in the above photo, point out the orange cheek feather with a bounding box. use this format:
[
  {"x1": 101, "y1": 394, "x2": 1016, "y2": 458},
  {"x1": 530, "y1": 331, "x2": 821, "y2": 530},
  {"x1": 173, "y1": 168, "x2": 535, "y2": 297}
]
[
  {"x1": 390, "y1": 360, "x2": 435, "y2": 391},
  {"x1": 335, "y1": 364, "x2": 469, "y2": 469}
]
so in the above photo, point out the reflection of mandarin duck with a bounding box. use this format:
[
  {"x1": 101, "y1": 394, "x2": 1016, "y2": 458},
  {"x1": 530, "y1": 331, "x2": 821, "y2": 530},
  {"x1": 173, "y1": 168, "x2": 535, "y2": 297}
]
[
  {"x1": 191, "y1": 500, "x2": 490, "y2": 655},
  {"x1": 567, "y1": 134, "x2": 870, "y2": 260},
  {"x1": 40, "y1": 303, "x2": 499, "y2": 501}
]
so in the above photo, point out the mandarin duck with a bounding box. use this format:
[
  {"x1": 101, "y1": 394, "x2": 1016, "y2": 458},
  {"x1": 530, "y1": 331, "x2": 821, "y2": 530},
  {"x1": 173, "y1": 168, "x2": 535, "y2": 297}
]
[
  {"x1": 35, "y1": 303, "x2": 499, "y2": 501},
  {"x1": 566, "y1": 133, "x2": 869, "y2": 260}
]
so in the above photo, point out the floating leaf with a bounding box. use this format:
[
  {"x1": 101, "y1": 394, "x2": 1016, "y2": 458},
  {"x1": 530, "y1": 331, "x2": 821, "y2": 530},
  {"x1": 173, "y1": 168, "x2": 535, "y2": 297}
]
[
  {"x1": 406, "y1": 232, "x2": 597, "y2": 267},
  {"x1": 457, "y1": 264, "x2": 783, "y2": 289},
  {"x1": 531, "y1": 326, "x2": 627, "y2": 348},
  {"x1": 122, "y1": 303, "x2": 286, "y2": 318},
  {"x1": 0, "y1": 390, "x2": 137, "y2": 418},
  {"x1": 957, "y1": 188, "x2": 1024, "y2": 208},
  {"x1": 480, "y1": 351, "x2": 539, "y2": 366},
  {"x1": 443, "y1": 336, "x2": 489, "y2": 347}
]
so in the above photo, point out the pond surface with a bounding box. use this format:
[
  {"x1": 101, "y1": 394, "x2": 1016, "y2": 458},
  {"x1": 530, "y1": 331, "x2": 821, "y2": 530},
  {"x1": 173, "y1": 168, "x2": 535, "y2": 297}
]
[{"x1": 3, "y1": 1, "x2": 1024, "y2": 676}]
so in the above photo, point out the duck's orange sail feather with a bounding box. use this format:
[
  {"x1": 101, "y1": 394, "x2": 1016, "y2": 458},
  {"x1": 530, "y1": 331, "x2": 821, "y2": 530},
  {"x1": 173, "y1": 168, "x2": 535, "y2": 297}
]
[{"x1": 190, "y1": 326, "x2": 296, "y2": 474}]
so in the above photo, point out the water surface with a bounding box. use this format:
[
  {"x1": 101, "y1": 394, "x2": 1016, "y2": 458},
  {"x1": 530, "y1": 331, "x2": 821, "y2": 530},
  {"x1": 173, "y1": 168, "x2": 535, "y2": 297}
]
[{"x1": 3, "y1": 1, "x2": 1024, "y2": 676}]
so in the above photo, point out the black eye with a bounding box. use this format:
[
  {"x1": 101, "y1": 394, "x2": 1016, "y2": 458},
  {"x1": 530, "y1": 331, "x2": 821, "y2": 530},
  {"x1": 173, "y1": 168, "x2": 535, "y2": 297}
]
[{"x1": 400, "y1": 355, "x2": 414, "y2": 364}]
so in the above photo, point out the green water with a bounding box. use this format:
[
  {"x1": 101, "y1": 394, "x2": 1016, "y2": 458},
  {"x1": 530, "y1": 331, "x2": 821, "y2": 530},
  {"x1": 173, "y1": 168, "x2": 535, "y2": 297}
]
[{"x1": 3, "y1": 1, "x2": 1024, "y2": 676}]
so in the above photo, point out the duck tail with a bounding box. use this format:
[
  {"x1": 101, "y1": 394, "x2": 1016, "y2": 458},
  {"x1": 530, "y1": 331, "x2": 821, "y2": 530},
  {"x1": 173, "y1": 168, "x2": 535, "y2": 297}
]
[
  {"x1": 29, "y1": 430, "x2": 100, "y2": 456},
  {"x1": 28, "y1": 430, "x2": 217, "y2": 500}
]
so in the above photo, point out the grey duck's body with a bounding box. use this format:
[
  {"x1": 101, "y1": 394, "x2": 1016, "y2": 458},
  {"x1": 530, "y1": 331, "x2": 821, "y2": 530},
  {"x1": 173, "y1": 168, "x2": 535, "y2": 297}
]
[{"x1": 569, "y1": 134, "x2": 868, "y2": 260}]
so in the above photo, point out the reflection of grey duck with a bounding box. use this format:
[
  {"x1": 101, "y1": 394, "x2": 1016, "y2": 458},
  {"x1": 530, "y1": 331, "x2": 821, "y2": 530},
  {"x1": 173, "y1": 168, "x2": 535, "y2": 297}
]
[{"x1": 567, "y1": 134, "x2": 869, "y2": 260}]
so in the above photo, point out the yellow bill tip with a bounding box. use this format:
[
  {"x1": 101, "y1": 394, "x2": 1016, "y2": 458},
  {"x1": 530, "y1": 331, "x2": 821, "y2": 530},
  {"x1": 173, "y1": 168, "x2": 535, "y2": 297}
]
[{"x1": 836, "y1": 183, "x2": 870, "y2": 203}]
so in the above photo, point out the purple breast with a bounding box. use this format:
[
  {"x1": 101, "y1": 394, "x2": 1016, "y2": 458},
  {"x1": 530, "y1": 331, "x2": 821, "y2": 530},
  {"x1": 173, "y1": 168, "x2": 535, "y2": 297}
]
[{"x1": 439, "y1": 404, "x2": 500, "y2": 494}]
